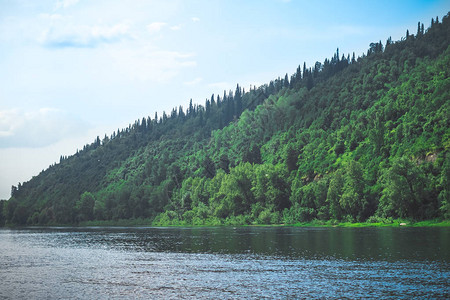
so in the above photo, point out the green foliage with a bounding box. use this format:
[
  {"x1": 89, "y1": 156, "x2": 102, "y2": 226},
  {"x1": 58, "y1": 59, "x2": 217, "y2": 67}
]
[
  {"x1": 4, "y1": 13, "x2": 450, "y2": 226},
  {"x1": 438, "y1": 154, "x2": 450, "y2": 219},
  {"x1": 340, "y1": 160, "x2": 368, "y2": 221},
  {"x1": 77, "y1": 192, "x2": 95, "y2": 221},
  {"x1": 378, "y1": 157, "x2": 431, "y2": 220}
]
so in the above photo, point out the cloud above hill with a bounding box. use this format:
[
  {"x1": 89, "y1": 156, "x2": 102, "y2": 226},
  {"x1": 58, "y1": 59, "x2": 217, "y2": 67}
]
[
  {"x1": 41, "y1": 21, "x2": 133, "y2": 48},
  {"x1": 0, "y1": 108, "x2": 88, "y2": 148}
]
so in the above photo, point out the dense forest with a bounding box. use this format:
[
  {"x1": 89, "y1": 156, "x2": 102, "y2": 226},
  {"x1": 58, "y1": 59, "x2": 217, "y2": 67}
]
[{"x1": 1, "y1": 14, "x2": 449, "y2": 226}]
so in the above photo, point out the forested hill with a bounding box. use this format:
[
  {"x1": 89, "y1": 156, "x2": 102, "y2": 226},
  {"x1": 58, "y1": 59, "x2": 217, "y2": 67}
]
[{"x1": 1, "y1": 14, "x2": 449, "y2": 226}]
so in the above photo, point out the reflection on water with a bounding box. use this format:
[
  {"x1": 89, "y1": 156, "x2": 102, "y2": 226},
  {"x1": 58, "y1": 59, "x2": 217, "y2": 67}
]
[{"x1": 0, "y1": 227, "x2": 449, "y2": 299}]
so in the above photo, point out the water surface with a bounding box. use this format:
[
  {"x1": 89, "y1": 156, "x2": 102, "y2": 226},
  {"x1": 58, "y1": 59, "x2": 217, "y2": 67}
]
[{"x1": 0, "y1": 226, "x2": 448, "y2": 299}]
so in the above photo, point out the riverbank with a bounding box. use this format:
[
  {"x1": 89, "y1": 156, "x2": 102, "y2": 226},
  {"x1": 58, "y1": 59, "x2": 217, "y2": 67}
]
[
  {"x1": 2, "y1": 218, "x2": 448, "y2": 228},
  {"x1": 73, "y1": 218, "x2": 450, "y2": 228},
  {"x1": 290, "y1": 219, "x2": 450, "y2": 227}
]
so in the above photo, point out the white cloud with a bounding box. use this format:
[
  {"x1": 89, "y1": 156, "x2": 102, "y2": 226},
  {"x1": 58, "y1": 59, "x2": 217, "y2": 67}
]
[
  {"x1": 54, "y1": 0, "x2": 80, "y2": 10},
  {"x1": 0, "y1": 108, "x2": 88, "y2": 148},
  {"x1": 109, "y1": 45, "x2": 196, "y2": 82},
  {"x1": 40, "y1": 21, "x2": 132, "y2": 48},
  {"x1": 147, "y1": 22, "x2": 167, "y2": 34},
  {"x1": 39, "y1": 13, "x2": 64, "y2": 21},
  {"x1": 170, "y1": 25, "x2": 182, "y2": 31},
  {"x1": 183, "y1": 77, "x2": 202, "y2": 86},
  {"x1": 191, "y1": 17, "x2": 200, "y2": 22}
]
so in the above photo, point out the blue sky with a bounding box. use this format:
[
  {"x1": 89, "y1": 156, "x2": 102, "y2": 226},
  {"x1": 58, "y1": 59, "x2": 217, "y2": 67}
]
[{"x1": 0, "y1": 0, "x2": 448, "y2": 199}]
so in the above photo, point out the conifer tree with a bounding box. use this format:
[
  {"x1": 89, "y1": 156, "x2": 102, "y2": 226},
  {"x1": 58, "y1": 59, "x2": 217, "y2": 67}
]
[
  {"x1": 178, "y1": 105, "x2": 185, "y2": 118},
  {"x1": 235, "y1": 84, "x2": 242, "y2": 115},
  {"x1": 303, "y1": 62, "x2": 307, "y2": 79},
  {"x1": 141, "y1": 117, "x2": 147, "y2": 131},
  {"x1": 205, "y1": 99, "x2": 211, "y2": 117},
  {"x1": 171, "y1": 107, "x2": 177, "y2": 118},
  {"x1": 296, "y1": 65, "x2": 302, "y2": 82},
  {"x1": 386, "y1": 36, "x2": 392, "y2": 47},
  {"x1": 188, "y1": 99, "x2": 194, "y2": 115}
]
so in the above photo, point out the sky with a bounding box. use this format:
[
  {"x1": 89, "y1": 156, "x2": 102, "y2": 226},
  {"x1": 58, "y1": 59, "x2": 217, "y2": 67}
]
[{"x1": 0, "y1": 0, "x2": 448, "y2": 200}]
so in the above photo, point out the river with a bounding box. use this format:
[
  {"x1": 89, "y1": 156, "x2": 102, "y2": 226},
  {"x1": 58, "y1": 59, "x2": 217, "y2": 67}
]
[{"x1": 0, "y1": 226, "x2": 448, "y2": 299}]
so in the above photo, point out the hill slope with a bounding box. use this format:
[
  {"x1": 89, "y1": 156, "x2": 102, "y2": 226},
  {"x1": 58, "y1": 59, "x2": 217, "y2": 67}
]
[{"x1": 1, "y1": 14, "x2": 449, "y2": 226}]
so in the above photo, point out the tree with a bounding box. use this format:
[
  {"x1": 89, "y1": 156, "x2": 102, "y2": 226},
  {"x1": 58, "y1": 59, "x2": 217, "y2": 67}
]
[
  {"x1": 141, "y1": 117, "x2": 147, "y2": 131},
  {"x1": 77, "y1": 192, "x2": 95, "y2": 221},
  {"x1": 205, "y1": 99, "x2": 211, "y2": 117},
  {"x1": 369, "y1": 42, "x2": 382, "y2": 55},
  {"x1": 386, "y1": 36, "x2": 392, "y2": 47},
  {"x1": 218, "y1": 154, "x2": 230, "y2": 173},
  {"x1": 202, "y1": 156, "x2": 216, "y2": 179},
  {"x1": 369, "y1": 113, "x2": 384, "y2": 154},
  {"x1": 11, "y1": 185, "x2": 18, "y2": 198},
  {"x1": 12, "y1": 205, "x2": 28, "y2": 225},
  {"x1": 235, "y1": 84, "x2": 242, "y2": 115},
  {"x1": 378, "y1": 158, "x2": 428, "y2": 220},
  {"x1": 340, "y1": 160, "x2": 367, "y2": 221},
  {"x1": 285, "y1": 142, "x2": 299, "y2": 173},
  {"x1": 178, "y1": 106, "x2": 185, "y2": 118},
  {"x1": 438, "y1": 154, "x2": 450, "y2": 218},
  {"x1": 4, "y1": 198, "x2": 17, "y2": 224},
  {"x1": 171, "y1": 107, "x2": 177, "y2": 119},
  {"x1": 217, "y1": 163, "x2": 255, "y2": 217},
  {"x1": 284, "y1": 73, "x2": 289, "y2": 88},
  {"x1": 253, "y1": 164, "x2": 290, "y2": 211},
  {"x1": 243, "y1": 143, "x2": 261, "y2": 164},
  {"x1": 302, "y1": 62, "x2": 307, "y2": 79},
  {"x1": 327, "y1": 170, "x2": 344, "y2": 220},
  {"x1": 417, "y1": 22, "x2": 424, "y2": 38},
  {"x1": 188, "y1": 99, "x2": 194, "y2": 116},
  {"x1": 306, "y1": 72, "x2": 313, "y2": 90}
]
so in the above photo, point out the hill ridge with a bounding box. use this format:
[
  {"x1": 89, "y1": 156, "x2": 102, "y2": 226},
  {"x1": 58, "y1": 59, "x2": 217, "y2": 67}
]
[{"x1": 1, "y1": 13, "x2": 449, "y2": 226}]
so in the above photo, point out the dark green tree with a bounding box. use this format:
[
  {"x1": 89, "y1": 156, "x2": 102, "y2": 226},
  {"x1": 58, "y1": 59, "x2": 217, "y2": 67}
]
[
  {"x1": 340, "y1": 160, "x2": 367, "y2": 221},
  {"x1": 438, "y1": 154, "x2": 450, "y2": 218},
  {"x1": 77, "y1": 192, "x2": 95, "y2": 221},
  {"x1": 379, "y1": 158, "x2": 428, "y2": 220}
]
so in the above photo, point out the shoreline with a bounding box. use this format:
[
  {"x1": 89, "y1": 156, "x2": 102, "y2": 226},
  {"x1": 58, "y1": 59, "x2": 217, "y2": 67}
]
[{"x1": 3, "y1": 219, "x2": 449, "y2": 228}]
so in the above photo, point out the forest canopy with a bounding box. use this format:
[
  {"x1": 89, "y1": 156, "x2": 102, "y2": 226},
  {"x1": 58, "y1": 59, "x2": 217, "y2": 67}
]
[{"x1": 1, "y1": 13, "x2": 449, "y2": 226}]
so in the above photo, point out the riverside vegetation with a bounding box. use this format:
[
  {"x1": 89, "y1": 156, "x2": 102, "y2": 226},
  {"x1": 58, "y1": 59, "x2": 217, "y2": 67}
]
[{"x1": 1, "y1": 14, "x2": 449, "y2": 227}]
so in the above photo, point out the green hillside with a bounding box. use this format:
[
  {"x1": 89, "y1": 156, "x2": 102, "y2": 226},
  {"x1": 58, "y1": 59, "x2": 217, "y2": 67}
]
[{"x1": 1, "y1": 14, "x2": 449, "y2": 226}]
